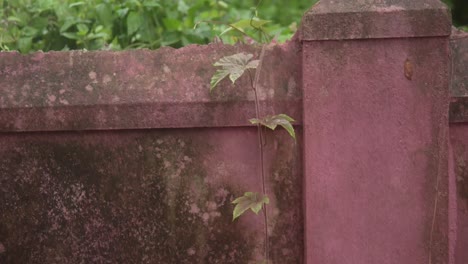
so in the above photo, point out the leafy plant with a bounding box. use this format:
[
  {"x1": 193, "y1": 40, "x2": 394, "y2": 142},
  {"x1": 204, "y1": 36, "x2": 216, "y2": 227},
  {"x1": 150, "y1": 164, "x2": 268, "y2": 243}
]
[
  {"x1": 210, "y1": 53, "x2": 259, "y2": 91},
  {"x1": 0, "y1": 0, "x2": 314, "y2": 53},
  {"x1": 250, "y1": 114, "x2": 296, "y2": 140},
  {"x1": 442, "y1": 0, "x2": 468, "y2": 28},
  {"x1": 210, "y1": 48, "x2": 296, "y2": 263},
  {"x1": 232, "y1": 192, "x2": 270, "y2": 221}
]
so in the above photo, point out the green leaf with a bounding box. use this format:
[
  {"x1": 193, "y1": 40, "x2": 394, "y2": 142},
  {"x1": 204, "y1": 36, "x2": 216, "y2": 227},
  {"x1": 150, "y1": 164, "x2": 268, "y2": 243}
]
[
  {"x1": 217, "y1": 1, "x2": 228, "y2": 8},
  {"x1": 61, "y1": 32, "x2": 79, "y2": 40},
  {"x1": 127, "y1": 11, "x2": 143, "y2": 35},
  {"x1": 0, "y1": 42, "x2": 10, "y2": 51},
  {"x1": 220, "y1": 18, "x2": 271, "y2": 36},
  {"x1": 0, "y1": 32, "x2": 14, "y2": 44},
  {"x1": 7, "y1": 16, "x2": 23, "y2": 23},
  {"x1": 249, "y1": 114, "x2": 296, "y2": 140},
  {"x1": 142, "y1": 0, "x2": 161, "y2": 8},
  {"x1": 163, "y1": 18, "x2": 181, "y2": 31},
  {"x1": 161, "y1": 32, "x2": 180, "y2": 46},
  {"x1": 76, "y1": 24, "x2": 89, "y2": 34},
  {"x1": 95, "y1": 4, "x2": 113, "y2": 27},
  {"x1": 116, "y1": 8, "x2": 129, "y2": 18},
  {"x1": 177, "y1": 0, "x2": 189, "y2": 14},
  {"x1": 219, "y1": 18, "x2": 272, "y2": 43},
  {"x1": 69, "y1": 1, "x2": 85, "y2": 8},
  {"x1": 210, "y1": 53, "x2": 259, "y2": 92},
  {"x1": 21, "y1": 27, "x2": 38, "y2": 37},
  {"x1": 18, "y1": 37, "x2": 32, "y2": 53},
  {"x1": 232, "y1": 192, "x2": 269, "y2": 221},
  {"x1": 60, "y1": 19, "x2": 78, "y2": 33},
  {"x1": 29, "y1": 17, "x2": 49, "y2": 32}
]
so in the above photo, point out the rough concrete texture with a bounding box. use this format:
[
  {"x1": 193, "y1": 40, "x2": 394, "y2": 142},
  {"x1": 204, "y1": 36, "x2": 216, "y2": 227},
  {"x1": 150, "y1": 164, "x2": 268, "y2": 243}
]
[
  {"x1": 0, "y1": 41, "x2": 302, "y2": 131},
  {"x1": 303, "y1": 36, "x2": 450, "y2": 264},
  {"x1": 301, "y1": 0, "x2": 451, "y2": 40},
  {"x1": 0, "y1": 38, "x2": 304, "y2": 262},
  {"x1": 450, "y1": 97, "x2": 468, "y2": 123},
  {"x1": 450, "y1": 29, "x2": 468, "y2": 97},
  {"x1": 0, "y1": 128, "x2": 303, "y2": 263},
  {"x1": 450, "y1": 124, "x2": 468, "y2": 264},
  {"x1": 449, "y1": 29, "x2": 468, "y2": 140}
]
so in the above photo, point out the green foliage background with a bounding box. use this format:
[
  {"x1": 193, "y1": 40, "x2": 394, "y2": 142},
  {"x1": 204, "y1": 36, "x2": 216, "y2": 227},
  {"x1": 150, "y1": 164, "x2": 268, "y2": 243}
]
[
  {"x1": 442, "y1": 0, "x2": 468, "y2": 29},
  {"x1": 0, "y1": 0, "x2": 316, "y2": 53},
  {"x1": 0, "y1": 0, "x2": 466, "y2": 53}
]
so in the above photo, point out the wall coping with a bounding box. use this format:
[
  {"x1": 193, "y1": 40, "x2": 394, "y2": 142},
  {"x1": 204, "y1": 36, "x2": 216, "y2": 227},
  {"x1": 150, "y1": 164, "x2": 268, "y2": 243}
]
[
  {"x1": 451, "y1": 29, "x2": 468, "y2": 97},
  {"x1": 1, "y1": 22, "x2": 465, "y2": 131},
  {"x1": 301, "y1": 0, "x2": 452, "y2": 40},
  {"x1": 0, "y1": 42, "x2": 303, "y2": 132},
  {"x1": 449, "y1": 29, "x2": 468, "y2": 123}
]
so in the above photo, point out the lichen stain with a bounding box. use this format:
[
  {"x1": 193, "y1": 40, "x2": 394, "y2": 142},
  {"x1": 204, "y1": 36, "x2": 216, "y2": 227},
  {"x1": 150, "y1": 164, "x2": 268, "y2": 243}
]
[
  {"x1": 47, "y1": 94, "x2": 57, "y2": 102},
  {"x1": 266, "y1": 130, "x2": 304, "y2": 263},
  {"x1": 163, "y1": 65, "x2": 171, "y2": 74},
  {"x1": 85, "y1": 84, "x2": 93, "y2": 92},
  {"x1": 88, "y1": 71, "x2": 97, "y2": 80},
  {"x1": 102, "y1": 74, "x2": 112, "y2": 84},
  {"x1": 0, "y1": 131, "x2": 255, "y2": 263},
  {"x1": 404, "y1": 58, "x2": 414, "y2": 80},
  {"x1": 455, "y1": 146, "x2": 468, "y2": 205}
]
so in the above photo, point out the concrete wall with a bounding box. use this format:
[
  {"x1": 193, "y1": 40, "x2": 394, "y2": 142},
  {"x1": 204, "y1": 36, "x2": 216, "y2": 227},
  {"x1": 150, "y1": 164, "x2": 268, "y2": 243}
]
[
  {"x1": 0, "y1": 43, "x2": 304, "y2": 263},
  {"x1": 450, "y1": 124, "x2": 468, "y2": 264},
  {"x1": 449, "y1": 30, "x2": 468, "y2": 264},
  {"x1": 0, "y1": 0, "x2": 467, "y2": 264},
  {"x1": 301, "y1": 1, "x2": 452, "y2": 263}
]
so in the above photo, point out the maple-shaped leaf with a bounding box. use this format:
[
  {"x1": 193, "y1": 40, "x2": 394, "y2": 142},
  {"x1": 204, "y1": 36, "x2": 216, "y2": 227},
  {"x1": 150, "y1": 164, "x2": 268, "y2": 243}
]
[
  {"x1": 250, "y1": 114, "x2": 296, "y2": 140},
  {"x1": 232, "y1": 192, "x2": 269, "y2": 221},
  {"x1": 210, "y1": 53, "x2": 259, "y2": 92}
]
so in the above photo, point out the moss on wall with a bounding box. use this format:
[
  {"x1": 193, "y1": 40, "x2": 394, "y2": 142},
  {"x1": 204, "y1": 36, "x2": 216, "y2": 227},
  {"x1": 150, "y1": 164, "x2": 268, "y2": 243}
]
[{"x1": 0, "y1": 130, "x2": 263, "y2": 263}]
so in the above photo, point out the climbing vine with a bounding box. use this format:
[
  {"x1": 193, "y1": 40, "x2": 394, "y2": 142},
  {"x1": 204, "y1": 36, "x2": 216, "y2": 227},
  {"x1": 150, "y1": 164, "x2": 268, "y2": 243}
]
[{"x1": 210, "y1": 44, "x2": 295, "y2": 264}]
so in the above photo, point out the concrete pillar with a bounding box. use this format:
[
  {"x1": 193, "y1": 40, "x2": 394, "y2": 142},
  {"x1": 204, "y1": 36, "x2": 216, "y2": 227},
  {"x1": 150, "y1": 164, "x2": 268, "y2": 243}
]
[{"x1": 301, "y1": 1, "x2": 452, "y2": 263}]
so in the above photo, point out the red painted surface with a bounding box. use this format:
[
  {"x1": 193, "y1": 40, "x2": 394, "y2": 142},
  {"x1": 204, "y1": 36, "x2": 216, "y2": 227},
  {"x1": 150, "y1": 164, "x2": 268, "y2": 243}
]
[
  {"x1": 0, "y1": 128, "x2": 303, "y2": 263},
  {"x1": 302, "y1": 0, "x2": 451, "y2": 40},
  {"x1": 0, "y1": 38, "x2": 304, "y2": 263},
  {"x1": 450, "y1": 30, "x2": 468, "y2": 98},
  {"x1": 0, "y1": 42, "x2": 302, "y2": 132},
  {"x1": 302, "y1": 37, "x2": 450, "y2": 264},
  {"x1": 450, "y1": 124, "x2": 468, "y2": 264},
  {"x1": 0, "y1": 0, "x2": 467, "y2": 263}
]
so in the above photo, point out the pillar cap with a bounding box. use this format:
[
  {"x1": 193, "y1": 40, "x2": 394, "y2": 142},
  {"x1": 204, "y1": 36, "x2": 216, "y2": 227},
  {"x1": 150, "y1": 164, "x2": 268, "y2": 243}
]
[{"x1": 301, "y1": 0, "x2": 452, "y2": 40}]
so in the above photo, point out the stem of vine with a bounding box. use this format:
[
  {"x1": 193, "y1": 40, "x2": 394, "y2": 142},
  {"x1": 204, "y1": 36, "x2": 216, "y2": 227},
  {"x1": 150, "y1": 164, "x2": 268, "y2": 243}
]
[{"x1": 248, "y1": 44, "x2": 269, "y2": 264}]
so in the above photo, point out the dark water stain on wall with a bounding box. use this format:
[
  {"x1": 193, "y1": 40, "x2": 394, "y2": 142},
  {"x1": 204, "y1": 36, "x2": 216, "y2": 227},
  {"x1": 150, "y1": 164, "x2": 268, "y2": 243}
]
[
  {"x1": 0, "y1": 130, "x2": 257, "y2": 263},
  {"x1": 454, "y1": 143, "x2": 468, "y2": 205}
]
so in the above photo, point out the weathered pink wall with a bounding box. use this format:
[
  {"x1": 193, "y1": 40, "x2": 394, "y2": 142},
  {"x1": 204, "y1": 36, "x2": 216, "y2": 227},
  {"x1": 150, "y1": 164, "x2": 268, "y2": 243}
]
[
  {"x1": 301, "y1": 0, "x2": 452, "y2": 263},
  {"x1": 450, "y1": 124, "x2": 468, "y2": 264},
  {"x1": 449, "y1": 29, "x2": 468, "y2": 264},
  {"x1": 1, "y1": 0, "x2": 467, "y2": 263},
  {"x1": 0, "y1": 42, "x2": 304, "y2": 263},
  {"x1": 0, "y1": 44, "x2": 302, "y2": 131},
  {"x1": 0, "y1": 128, "x2": 303, "y2": 263}
]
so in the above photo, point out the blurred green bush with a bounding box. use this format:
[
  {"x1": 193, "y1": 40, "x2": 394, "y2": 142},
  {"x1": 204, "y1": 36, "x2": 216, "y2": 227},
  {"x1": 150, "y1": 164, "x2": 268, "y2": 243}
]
[
  {"x1": 0, "y1": 0, "x2": 315, "y2": 53},
  {"x1": 1, "y1": 0, "x2": 464, "y2": 53},
  {"x1": 442, "y1": 0, "x2": 468, "y2": 30}
]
